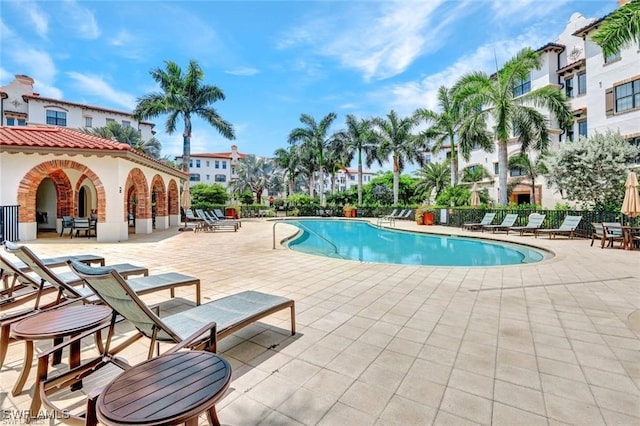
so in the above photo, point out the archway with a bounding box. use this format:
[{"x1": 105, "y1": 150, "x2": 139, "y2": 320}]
[{"x1": 124, "y1": 168, "x2": 150, "y2": 232}]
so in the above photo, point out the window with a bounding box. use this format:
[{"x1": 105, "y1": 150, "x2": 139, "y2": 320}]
[
  {"x1": 494, "y1": 163, "x2": 499, "y2": 175},
  {"x1": 106, "y1": 118, "x2": 115, "y2": 124},
  {"x1": 122, "y1": 120, "x2": 131, "y2": 128},
  {"x1": 46, "y1": 110, "x2": 67, "y2": 126},
  {"x1": 629, "y1": 137, "x2": 640, "y2": 164},
  {"x1": 510, "y1": 167, "x2": 526, "y2": 177},
  {"x1": 604, "y1": 50, "x2": 621, "y2": 63},
  {"x1": 578, "y1": 120, "x2": 587, "y2": 138},
  {"x1": 215, "y1": 174, "x2": 226, "y2": 182},
  {"x1": 189, "y1": 174, "x2": 200, "y2": 182},
  {"x1": 513, "y1": 75, "x2": 531, "y2": 97},
  {"x1": 215, "y1": 160, "x2": 220, "y2": 169},
  {"x1": 614, "y1": 79, "x2": 640, "y2": 113},
  {"x1": 349, "y1": 175, "x2": 355, "y2": 181},
  {"x1": 6, "y1": 118, "x2": 14, "y2": 126},
  {"x1": 85, "y1": 117, "x2": 93, "y2": 127},
  {"x1": 565, "y1": 77, "x2": 574, "y2": 98},
  {"x1": 222, "y1": 161, "x2": 227, "y2": 169},
  {"x1": 17, "y1": 119, "x2": 25, "y2": 126},
  {"x1": 189, "y1": 160, "x2": 193, "y2": 168},
  {"x1": 195, "y1": 159, "x2": 201, "y2": 168},
  {"x1": 206, "y1": 174, "x2": 210, "y2": 181},
  {"x1": 566, "y1": 127, "x2": 575, "y2": 142},
  {"x1": 206, "y1": 161, "x2": 210, "y2": 167},
  {"x1": 577, "y1": 72, "x2": 586, "y2": 95}
]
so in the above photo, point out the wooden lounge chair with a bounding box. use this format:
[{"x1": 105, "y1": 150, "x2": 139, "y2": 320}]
[
  {"x1": 462, "y1": 212, "x2": 496, "y2": 231},
  {"x1": 482, "y1": 213, "x2": 518, "y2": 233},
  {"x1": 536, "y1": 215, "x2": 582, "y2": 239},
  {"x1": 600, "y1": 222, "x2": 625, "y2": 248},
  {"x1": 508, "y1": 213, "x2": 546, "y2": 236}
]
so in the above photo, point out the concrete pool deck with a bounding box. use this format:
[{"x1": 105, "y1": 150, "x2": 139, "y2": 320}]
[{"x1": 1, "y1": 218, "x2": 638, "y2": 425}]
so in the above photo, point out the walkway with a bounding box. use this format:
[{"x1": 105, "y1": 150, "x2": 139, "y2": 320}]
[{"x1": 1, "y1": 218, "x2": 638, "y2": 425}]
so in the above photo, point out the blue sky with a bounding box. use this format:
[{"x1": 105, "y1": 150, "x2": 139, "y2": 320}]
[{"x1": 0, "y1": 0, "x2": 615, "y2": 165}]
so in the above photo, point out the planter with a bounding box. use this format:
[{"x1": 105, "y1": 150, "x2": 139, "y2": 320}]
[
  {"x1": 416, "y1": 215, "x2": 424, "y2": 225},
  {"x1": 225, "y1": 207, "x2": 238, "y2": 219},
  {"x1": 423, "y1": 212, "x2": 435, "y2": 225},
  {"x1": 351, "y1": 209, "x2": 357, "y2": 218}
]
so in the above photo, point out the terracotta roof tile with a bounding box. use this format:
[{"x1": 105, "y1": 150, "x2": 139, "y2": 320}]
[
  {"x1": 187, "y1": 152, "x2": 248, "y2": 159},
  {"x1": 0, "y1": 125, "x2": 132, "y2": 151}
]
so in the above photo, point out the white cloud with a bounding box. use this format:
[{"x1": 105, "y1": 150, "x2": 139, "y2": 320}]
[
  {"x1": 278, "y1": 0, "x2": 472, "y2": 81},
  {"x1": 10, "y1": 48, "x2": 57, "y2": 86},
  {"x1": 491, "y1": 0, "x2": 570, "y2": 21},
  {"x1": 224, "y1": 67, "x2": 260, "y2": 76},
  {"x1": 63, "y1": 0, "x2": 100, "y2": 39},
  {"x1": 66, "y1": 72, "x2": 137, "y2": 110},
  {"x1": 109, "y1": 29, "x2": 133, "y2": 47},
  {"x1": 23, "y1": 2, "x2": 48, "y2": 38}
]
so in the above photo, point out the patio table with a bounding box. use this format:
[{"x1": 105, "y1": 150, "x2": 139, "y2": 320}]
[
  {"x1": 10, "y1": 304, "x2": 112, "y2": 397},
  {"x1": 97, "y1": 351, "x2": 231, "y2": 426}
]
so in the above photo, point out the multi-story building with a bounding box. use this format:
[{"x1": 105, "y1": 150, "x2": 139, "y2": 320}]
[
  {"x1": 334, "y1": 168, "x2": 375, "y2": 192},
  {"x1": 176, "y1": 146, "x2": 248, "y2": 188},
  {"x1": 443, "y1": 7, "x2": 639, "y2": 207},
  {"x1": 0, "y1": 75, "x2": 156, "y2": 140}
]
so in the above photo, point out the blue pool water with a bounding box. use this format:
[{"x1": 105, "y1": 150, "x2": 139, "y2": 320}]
[{"x1": 285, "y1": 219, "x2": 547, "y2": 266}]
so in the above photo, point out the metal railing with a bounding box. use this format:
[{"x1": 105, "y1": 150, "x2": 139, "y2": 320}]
[{"x1": 1, "y1": 205, "x2": 19, "y2": 243}]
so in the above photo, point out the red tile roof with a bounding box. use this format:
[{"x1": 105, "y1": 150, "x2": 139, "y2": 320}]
[
  {"x1": 187, "y1": 152, "x2": 248, "y2": 159},
  {"x1": 0, "y1": 125, "x2": 132, "y2": 151}
]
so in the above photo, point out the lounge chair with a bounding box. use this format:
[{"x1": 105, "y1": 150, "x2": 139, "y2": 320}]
[
  {"x1": 212, "y1": 208, "x2": 242, "y2": 228},
  {"x1": 195, "y1": 209, "x2": 238, "y2": 232},
  {"x1": 462, "y1": 212, "x2": 496, "y2": 231},
  {"x1": 507, "y1": 213, "x2": 546, "y2": 236},
  {"x1": 398, "y1": 209, "x2": 413, "y2": 220},
  {"x1": 482, "y1": 213, "x2": 518, "y2": 233},
  {"x1": 377, "y1": 209, "x2": 401, "y2": 226},
  {"x1": 535, "y1": 215, "x2": 582, "y2": 239}
]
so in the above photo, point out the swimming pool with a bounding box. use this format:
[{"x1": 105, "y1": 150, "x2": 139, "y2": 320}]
[{"x1": 284, "y1": 219, "x2": 547, "y2": 266}]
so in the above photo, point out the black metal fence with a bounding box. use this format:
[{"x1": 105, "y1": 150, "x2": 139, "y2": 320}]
[{"x1": 0, "y1": 205, "x2": 20, "y2": 243}]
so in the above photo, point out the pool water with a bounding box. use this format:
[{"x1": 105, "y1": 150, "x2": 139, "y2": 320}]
[{"x1": 285, "y1": 219, "x2": 546, "y2": 266}]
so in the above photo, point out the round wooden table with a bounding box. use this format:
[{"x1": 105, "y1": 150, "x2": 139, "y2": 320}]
[
  {"x1": 11, "y1": 304, "x2": 112, "y2": 396},
  {"x1": 97, "y1": 351, "x2": 231, "y2": 426}
]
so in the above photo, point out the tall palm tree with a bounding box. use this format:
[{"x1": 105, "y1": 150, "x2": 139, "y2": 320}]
[
  {"x1": 592, "y1": 0, "x2": 640, "y2": 58},
  {"x1": 414, "y1": 161, "x2": 451, "y2": 202},
  {"x1": 229, "y1": 155, "x2": 279, "y2": 204},
  {"x1": 508, "y1": 152, "x2": 547, "y2": 206},
  {"x1": 133, "y1": 60, "x2": 235, "y2": 174},
  {"x1": 81, "y1": 122, "x2": 162, "y2": 158},
  {"x1": 323, "y1": 136, "x2": 350, "y2": 195},
  {"x1": 460, "y1": 164, "x2": 493, "y2": 183},
  {"x1": 334, "y1": 115, "x2": 380, "y2": 205},
  {"x1": 273, "y1": 146, "x2": 300, "y2": 198},
  {"x1": 453, "y1": 47, "x2": 572, "y2": 205},
  {"x1": 288, "y1": 113, "x2": 337, "y2": 206},
  {"x1": 132, "y1": 136, "x2": 162, "y2": 159},
  {"x1": 414, "y1": 86, "x2": 492, "y2": 186},
  {"x1": 372, "y1": 110, "x2": 423, "y2": 205}
]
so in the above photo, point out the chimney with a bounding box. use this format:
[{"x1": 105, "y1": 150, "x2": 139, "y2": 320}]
[{"x1": 618, "y1": 0, "x2": 629, "y2": 6}]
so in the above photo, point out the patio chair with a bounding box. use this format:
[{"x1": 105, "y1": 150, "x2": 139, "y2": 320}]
[
  {"x1": 71, "y1": 217, "x2": 91, "y2": 239},
  {"x1": 213, "y1": 208, "x2": 243, "y2": 227},
  {"x1": 398, "y1": 209, "x2": 413, "y2": 220},
  {"x1": 600, "y1": 222, "x2": 625, "y2": 248},
  {"x1": 59, "y1": 216, "x2": 74, "y2": 237},
  {"x1": 535, "y1": 215, "x2": 582, "y2": 239},
  {"x1": 462, "y1": 212, "x2": 496, "y2": 231},
  {"x1": 377, "y1": 209, "x2": 401, "y2": 226},
  {"x1": 482, "y1": 213, "x2": 518, "y2": 233},
  {"x1": 195, "y1": 209, "x2": 238, "y2": 233},
  {"x1": 69, "y1": 260, "x2": 295, "y2": 357},
  {"x1": 507, "y1": 213, "x2": 546, "y2": 236}
]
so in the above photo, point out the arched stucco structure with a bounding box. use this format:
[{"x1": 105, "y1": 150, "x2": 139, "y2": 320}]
[
  {"x1": 124, "y1": 168, "x2": 151, "y2": 234},
  {"x1": 167, "y1": 179, "x2": 180, "y2": 226},
  {"x1": 17, "y1": 160, "x2": 106, "y2": 224},
  {"x1": 150, "y1": 174, "x2": 168, "y2": 230}
]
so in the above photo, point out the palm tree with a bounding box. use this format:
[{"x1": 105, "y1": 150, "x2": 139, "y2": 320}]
[
  {"x1": 414, "y1": 86, "x2": 492, "y2": 186},
  {"x1": 592, "y1": 0, "x2": 640, "y2": 58},
  {"x1": 323, "y1": 137, "x2": 350, "y2": 195},
  {"x1": 414, "y1": 161, "x2": 451, "y2": 202},
  {"x1": 460, "y1": 164, "x2": 493, "y2": 183},
  {"x1": 453, "y1": 47, "x2": 572, "y2": 205},
  {"x1": 288, "y1": 113, "x2": 337, "y2": 206},
  {"x1": 372, "y1": 110, "x2": 423, "y2": 205},
  {"x1": 133, "y1": 60, "x2": 235, "y2": 174},
  {"x1": 334, "y1": 115, "x2": 380, "y2": 205},
  {"x1": 81, "y1": 122, "x2": 162, "y2": 158},
  {"x1": 273, "y1": 146, "x2": 300, "y2": 198},
  {"x1": 229, "y1": 155, "x2": 279, "y2": 204},
  {"x1": 508, "y1": 152, "x2": 547, "y2": 206},
  {"x1": 132, "y1": 136, "x2": 162, "y2": 159}
]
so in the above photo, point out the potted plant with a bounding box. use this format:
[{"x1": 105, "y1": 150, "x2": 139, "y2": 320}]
[
  {"x1": 416, "y1": 205, "x2": 436, "y2": 225},
  {"x1": 343, "y1": 204, "x2": 357, "y2": 218}
]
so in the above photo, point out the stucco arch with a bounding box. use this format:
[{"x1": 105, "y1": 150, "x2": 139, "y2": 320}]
[
  {"x1": 124, "y1": 168, "x2": 150, "y2": 220},
  {"x1": 167, "y1": 179, "x2": 179, "y2": 216},
  {"x1": 150, "y1": 175, "x2": 167, "y2": 217},
  {"x1": 17, "y1": 160, "x2": 106, "y2": 223}
]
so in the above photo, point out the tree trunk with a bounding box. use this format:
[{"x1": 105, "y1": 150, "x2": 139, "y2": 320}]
[
  {"x1": 357, "y1": 149, "x2": 363, "y2": 205},
  {"x1": 318, "y1": 166, "x2": 326, "y2": 207},
  {"x1": 393, "y1": 155, "x2": 400, "y2": 205},
  {"x1": 498, "y1": 140, "x2": 508, "y2": 205},
  {"x1": 531, "y1": 177, "x2": 536, "y2": 206},
  {"x1": 450, "y1": 137, "x2": 458, "y2": 186}
]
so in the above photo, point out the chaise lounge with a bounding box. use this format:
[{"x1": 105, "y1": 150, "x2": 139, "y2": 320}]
[
  {"x1": 482, "y1": 213, "x2": 518, "y2": 233},
  {"x1": 507, "y1": 213, "x2": 546, "y2": 236},
  {"x1": 462, "y1": 212, "x2": 496, "y2": 231},
  {"x1": 535, "y1": 215, "x2": 582, "y2": 239}
]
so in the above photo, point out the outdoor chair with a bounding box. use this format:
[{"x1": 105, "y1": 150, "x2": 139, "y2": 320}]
[
  {"x1": 535, "y1": 215, "x2": 582, "y2": 239},
  {"x1": 481, "y1": 213, "x2": 518, "y2": 233},
  {"x1": 462, "y1": 212, "x2": 496, "y2": 231},
  {"x1": 195, "y1": 209, "x2": 238, "y2": 233},
  {"x1": 600, "y1": 222, "x2": 625, "y2": 248},
  {"x1": 398, "y1": 209, "x2": 413, "y2": 220},
  {"x1": 60, "y1": 216, "x2": 74, "y2": 237},
  {"x1": 68, "y1": 259, "x2": 295, "y2": 358},
  {"x1": 211, "y1": 209, "x2": 242, "y2": 228},
  {"x1": 377, "y1": 209, "x2": 401, "y2": 226},
  {"x1": 72, "y1": 217, "x2": 91, "y2": 239},
  {"x1": 507, "y1": 213, "x2": 546, "y2": 236}
]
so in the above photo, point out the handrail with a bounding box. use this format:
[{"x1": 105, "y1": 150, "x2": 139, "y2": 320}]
[{"x1": 272, "y1": 220, "x2": 340, "y2": 256}]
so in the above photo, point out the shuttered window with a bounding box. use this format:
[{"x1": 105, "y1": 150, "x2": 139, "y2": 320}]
[{"x1": 605, "y1": 88, "x2": 614, "y2": 116}]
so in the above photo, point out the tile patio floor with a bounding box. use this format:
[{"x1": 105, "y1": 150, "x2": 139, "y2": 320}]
[{"x1": 1, "y1": 218, "x2": 639, "y2": 425}]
